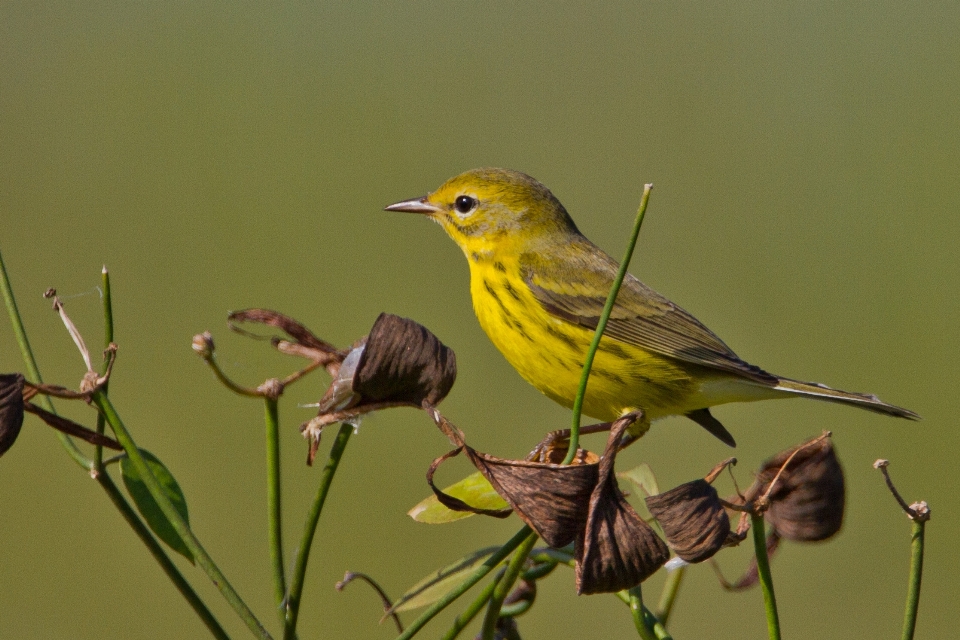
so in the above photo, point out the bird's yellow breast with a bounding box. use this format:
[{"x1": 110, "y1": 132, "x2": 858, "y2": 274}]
[{"x1": 467, "y1": 255, "x2": 698, "y2": 423}]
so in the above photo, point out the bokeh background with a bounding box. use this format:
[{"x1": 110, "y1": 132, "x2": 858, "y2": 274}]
[{"x1": 2, "y1": 3, "x2": 958, "y2": 639}]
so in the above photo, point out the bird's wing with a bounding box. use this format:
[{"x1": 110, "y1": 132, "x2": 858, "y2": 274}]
[{"x1": 519, "y1": 244, "x2": 778, "y2": 384}]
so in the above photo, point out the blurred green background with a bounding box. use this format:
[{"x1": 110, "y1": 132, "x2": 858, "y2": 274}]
[{"x1": 2, "y1": 3, "x2": 957, "y2": 638}]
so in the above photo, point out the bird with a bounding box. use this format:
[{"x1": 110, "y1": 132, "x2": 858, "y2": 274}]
[{"x1": 385, "y1": 168, "x2": 918, "y2": 446}]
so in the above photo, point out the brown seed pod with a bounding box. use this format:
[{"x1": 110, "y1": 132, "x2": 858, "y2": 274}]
[
  {"x1": 748, "y1": 433, "x2": 845, "y2": 542},
  {"x1": 646, "y1": 479, "x2": 730, "y2": 563},
  {"x1": 0, "y1": 373, "x2": 25, "y2": 457}
]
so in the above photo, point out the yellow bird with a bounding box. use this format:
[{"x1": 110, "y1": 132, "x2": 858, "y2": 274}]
[{"x1": 386, "y1": 168, "x2": 918, "y2": 446}]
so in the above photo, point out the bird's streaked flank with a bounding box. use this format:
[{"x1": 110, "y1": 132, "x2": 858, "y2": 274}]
[{"x1": 386, "y1": 168, "x2": 918, "y2": 446}]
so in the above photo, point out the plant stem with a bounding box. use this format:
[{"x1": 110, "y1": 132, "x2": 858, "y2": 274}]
[
  {"x1": 91, "y1": 390, "x2": 272, "y2": 640},
  {"x1": 614, "y1": 591, "x2": 672, "y2": 640},
  {"x1": 750, "y1": 514, "x2": 781, "y2": 640},
  {"x1": 94, "y1": 266, "x2": 114, "y2": 471},
  {"x1": 440, "y1": 578, "x2": 498, "y2": 640},
  {"x1": 395, "y1": 526, "x2": 533, "y2": 640},
  {"x1": 283, "y1": 423, "x2": 353, "y2": 640},
  {"x1": 480, "y1": 532, "x2": 538, "y2": 640},
  {"x1": 901, "y1": 519, "x2": 925, "y2": 640},
  {"x1": 565, "y1": 184, "x2": 653, "y2": 462},
  {"x1": 0, "y1": 247, "x2": 91, "y2": 469},
  {"x1": 655, "y1": 566, "x2": 685, "y2": 626},
  {"x1": 97, "y1": 471, "x2": 230, "y2": 639},
  {"x1": 264, "y1": 396, "x2": 286, "y2": 623},
  {"x1": 627, "y1": 586, "x2": 657, "y2": 640}
]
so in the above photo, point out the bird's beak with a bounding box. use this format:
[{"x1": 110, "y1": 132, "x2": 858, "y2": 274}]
[{"x1": 384, "y1": 196, "x2": 443, "y2": 215}]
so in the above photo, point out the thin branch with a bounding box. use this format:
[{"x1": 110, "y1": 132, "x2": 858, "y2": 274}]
[{"x1": 335, "y1": 572, "x2": 404, "y2": 634}]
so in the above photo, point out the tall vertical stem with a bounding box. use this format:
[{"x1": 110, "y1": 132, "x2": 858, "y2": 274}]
[
  {"x1": 901, "y1": 519, "x2": 925, "y2": 640},
  {"x1": 565, "y1": 184, "x2": 652, "y2": 462},
  {"x1": 264, "y1": 396, "x2": 286, "y2": 623},
  {"x1": 751, "y1": 514, "x2": 781, "y2": 640}
]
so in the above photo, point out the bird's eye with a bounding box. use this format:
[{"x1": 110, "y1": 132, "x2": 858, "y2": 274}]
[{"x1": 454, "y1": 195, "x2": 478, "y2": 215}]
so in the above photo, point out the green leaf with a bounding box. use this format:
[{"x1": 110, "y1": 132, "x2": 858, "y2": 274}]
[
  {"x1": 391, "y1": 547, "x2": 501, "y2": 613},
  {"x1": 121, "y1": 450, "x2": 194, "y2": 564},
  {"x1": 407, "y1": 471, "x2": 509, "y2": 524},
  {"x1": 618, "y1": 463, "x2": 660, "y2": 522}
]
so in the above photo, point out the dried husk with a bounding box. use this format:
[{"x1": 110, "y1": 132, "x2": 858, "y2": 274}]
[
  {"x1": 0, "y1": 373, "x2": 25, "y2": 457},
  {"x1": 646, "y1": 479, "x2": 730, "y2": 563}
]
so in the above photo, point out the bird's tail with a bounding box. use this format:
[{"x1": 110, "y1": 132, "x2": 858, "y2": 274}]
[{"x1": 773, "y1": 377, "x2": 920, "y2": 420}]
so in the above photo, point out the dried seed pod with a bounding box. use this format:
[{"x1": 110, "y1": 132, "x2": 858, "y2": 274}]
[
  {"x1": 576, "y1": 417, "x2": 669, "y2": 594},
  {"x1": 748, "y1": 434, "x2": 845, "y2": 542},
  {"x1": 352, "y1": 313, "x2": 457, "y2": 406},
  {"x1": 425, "y1": 411, "x2": 669, "y2": 593},
  {"x1": 646, "y1": 479, "x2": 730, "y2": 563},
  {"x1": 425, "y1": 410, "x2": 598, "y2": 547},
  {"x1": 316, "y1": 313, "x2": 457, "y2": 414},
  {"x1": 0, "y1": 374, "x2": 25, "y2": 457},
  {"x1": 465, "y1": 447, "x2": 600, "y2": 548}
]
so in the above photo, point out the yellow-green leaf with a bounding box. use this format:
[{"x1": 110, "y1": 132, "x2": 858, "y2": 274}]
[
  {"x1": 121, "y1": 450, "x2": 194, "y2": 563},
  {"x1": 618, "y1": 463, "x2": 660, "y2": 522},
  {"x1": 407, "y1": 471, "x2": 509, "y2": 524}
]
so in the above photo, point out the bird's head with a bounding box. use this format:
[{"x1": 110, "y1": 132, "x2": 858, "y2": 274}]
[{"x1": 385, "y1": 168, "x2": 579, "y2": 257}]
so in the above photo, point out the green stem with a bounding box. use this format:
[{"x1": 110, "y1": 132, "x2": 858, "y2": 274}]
[
  {"x1": 264, "y1": 396, "x2": 286, "y2": 623},
  {"x1": 614, "y1": 591, "x2": 673, "y2": 640},
  {"x1": 97, "y1": 471, "x2": 230, "y2": 639},
  {"x1": 440, "y1": 577, "x2": 498, "y2": 640},
  {"x1": 0, "y1": 247, "x2": 91, "y2": 469},
  {"x1": 283, "y1": 423, "x2": 353, "y2": 640},
  {"x1": 480, "y1": 532, "x2": 538, "y2": 640},
  {"x1": 94, "y1": 266, "x2": 114, "y2": 471},
  {"x1": 901, "y1": 519, "x2": 925, "y2": 640},
  {"x1": 751, "y1": 514, "x2": 781, "y2": 640},
  {"x1": 655, "y1": 566, "x2": 685, "y2": 626},
  {"x1": 565, "y1": 184, "x2": 653, "y2": 463},
  {"x1": 628, "y1": 586, "x2": 657, "y2": 640},
  {"x1": 91, "y1": 390, "x2": 272, "y2": 640},
  {"x1": 395, "y1": 526, "x2": 533, "y2": 640}
]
